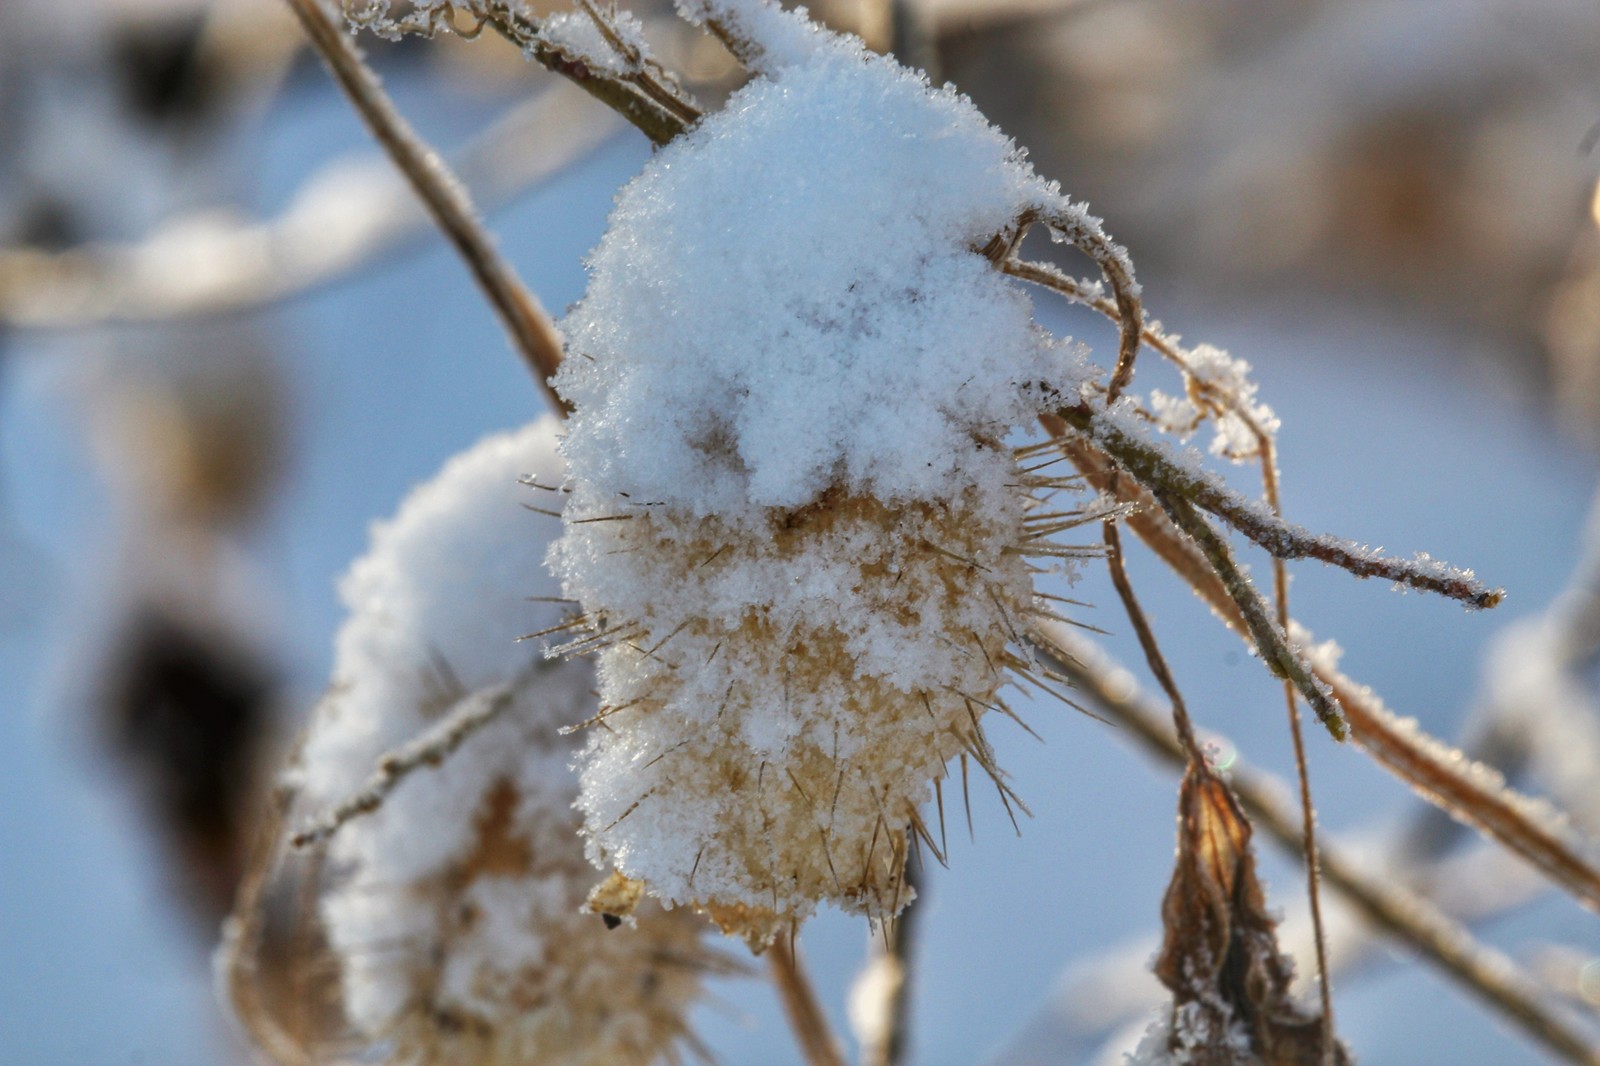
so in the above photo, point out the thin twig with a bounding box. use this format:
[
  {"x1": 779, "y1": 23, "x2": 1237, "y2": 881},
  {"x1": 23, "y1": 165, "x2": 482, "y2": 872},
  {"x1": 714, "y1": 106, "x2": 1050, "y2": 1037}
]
[
  {"x1": 1101, "y1": 514, "x2": 1204, "y2": 762},
  {"x1": 290, "y1": 681, "x2": 520, "y2": 849},
  {"x1": 369, "y1": 0, "x2": 701, "y2": 145},
  {"x1": 768, "y1": 935, "x2": 848, "y2": 1066},
  {"x1": 1028, "y1": 623, "x2": 1600, "y2": 1066},
  {"x1": 1049, "y1": 402, "x2": 1502, "y2": 610},
  {"x1": 857, "y1": 861, "x2": 920, "y2": 1066},
  {"x1": 1153, "y1": 479, "x2": 1350, "y2": 740},
  {"x1": 284, "y1": 0, "x2": 569, "y2": 413},
  {"x1": 1259, "y1": 437, "x2": 1337, "y2": 1063}
]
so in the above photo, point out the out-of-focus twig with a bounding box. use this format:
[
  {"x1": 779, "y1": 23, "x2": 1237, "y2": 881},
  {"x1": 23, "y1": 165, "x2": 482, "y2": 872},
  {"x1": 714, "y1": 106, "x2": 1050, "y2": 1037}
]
[
  {"x1": 1405, "y1": 488, "x2": 1600, "y2": 860},
  {"x1": 284, "y1": 0, "x2": 568, "y2": 411},
  {"x1": 853, "y1": 861, "x2": 920, "y2": 1066},
  {"x1": 1027, "y1": 622, "x2": 1600, "y2": 1066},
  {"x1": 769, "y1": 935, "x2": 848, "y2": 1066},
  {"x1": 0, "y1": 85, "x2": 617, "y2": 329}
]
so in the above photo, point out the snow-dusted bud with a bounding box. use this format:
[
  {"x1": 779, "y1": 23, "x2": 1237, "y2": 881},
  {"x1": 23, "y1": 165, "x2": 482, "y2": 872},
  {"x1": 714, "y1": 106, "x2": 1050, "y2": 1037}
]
[
  {"x1": 294, "y1": 418, "x2": 720, "y2": 1064},
  {"x1": 551, "y1": 11, "x2": 1095, "y2": 947}
]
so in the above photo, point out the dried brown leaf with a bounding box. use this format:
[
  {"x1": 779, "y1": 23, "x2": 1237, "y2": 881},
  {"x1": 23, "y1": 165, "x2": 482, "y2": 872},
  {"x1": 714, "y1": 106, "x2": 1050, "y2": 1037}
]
[{"x1": 1153, "y1": 764, "x2": 1352, "y2": 1065}]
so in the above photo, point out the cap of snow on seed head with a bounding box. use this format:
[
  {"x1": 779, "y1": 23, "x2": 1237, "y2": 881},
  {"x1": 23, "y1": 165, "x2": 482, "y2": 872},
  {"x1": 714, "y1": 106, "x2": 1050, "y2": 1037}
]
[
  {"x1": 294, "y1": 417, "x2": 720, "y2": 1064},
  {"x1": 551, "y1": 1, "x2": 1098, "y2": 948}
]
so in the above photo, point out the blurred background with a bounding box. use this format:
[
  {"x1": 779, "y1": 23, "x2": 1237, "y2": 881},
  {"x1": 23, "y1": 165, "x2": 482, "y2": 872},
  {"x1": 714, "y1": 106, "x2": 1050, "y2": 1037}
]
[{"x1": 2, "y1": 0, "x2": 1599, "y2": 1062}]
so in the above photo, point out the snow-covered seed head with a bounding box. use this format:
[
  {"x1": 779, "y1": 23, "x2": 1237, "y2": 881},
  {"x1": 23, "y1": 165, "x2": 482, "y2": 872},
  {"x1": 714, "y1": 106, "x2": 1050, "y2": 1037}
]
[
  {"x1": 551, "y1": 11, "x2": 1095, "y2": 947},
  {"x1": 294, "y1": 419, "x2": 719, "y2": 1063}
]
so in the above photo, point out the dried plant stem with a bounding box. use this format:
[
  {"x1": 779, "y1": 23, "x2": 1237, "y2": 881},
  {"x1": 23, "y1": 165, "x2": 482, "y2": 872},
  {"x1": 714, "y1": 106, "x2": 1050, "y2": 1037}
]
[
  {"x1": 1106, "y1": 507, "x2": 1343, "y2": 1060},
  {"x1": 1049, "y1": 426, "x2": 1600, "y2": 915},
  {"x1": 768, "y1": 936, "x2": 848, "y2": 1066},
  {"x1": 1260, "y1": 442, "x2": 1337, "y2": 1064},
  {"x1": 858, "y1": 861, "x2": 920, "y2": 1066},
  {"x1": 1048, "y1": 401, "x2": 1501, "y2": 610},
  {"x1": 1101, "y1": 515, "x2": 1204, "y2": 762},
  {"x1": 283, "y1": 0, "x2": 569, "y2": 412},
  {"x1": 469, "y1": 1, "x2": 700, "y2": 145},
  {"x1": 1022, "y1": 249, "x2": 1340, "y2": 1044},
  {"x1": 290, "y1": 681, "x2": 518, "y2": 848},
  {"x1": 1029, "y1": 624, "x2": 1600, "y2": 1066}
]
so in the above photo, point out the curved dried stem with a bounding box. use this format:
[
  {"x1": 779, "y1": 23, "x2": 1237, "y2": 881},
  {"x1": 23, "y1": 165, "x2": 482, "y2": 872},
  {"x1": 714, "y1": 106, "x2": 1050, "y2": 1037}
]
[
  {"x1": 1029, "y1": 624, "x2": 1600, "y2": 1066},
  {"x1": 284, "y1": 0, "x2": 570, "y2": 413},
  {"x1": 989, "y1": 207, "x2": 1143, "y2": 403},
  {"x1": 221, "y1": 781, "x2": 343, "y2": 1066}
]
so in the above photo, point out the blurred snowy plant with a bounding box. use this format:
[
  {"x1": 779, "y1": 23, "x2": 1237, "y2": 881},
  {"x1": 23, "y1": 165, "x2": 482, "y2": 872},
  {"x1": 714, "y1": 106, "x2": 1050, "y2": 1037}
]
[
  {"x1": 548, "y1": 0, "x2": 1125, "y2": 947},
  {"x1": 291, "y1": 419, "x2": 721, "y2": 1065}
]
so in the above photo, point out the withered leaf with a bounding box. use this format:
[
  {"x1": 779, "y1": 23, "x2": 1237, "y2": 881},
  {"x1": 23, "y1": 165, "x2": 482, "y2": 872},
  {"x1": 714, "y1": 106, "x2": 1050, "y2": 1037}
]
[{"x1": 1152, "y1": 763, "x2": 1351, "y2": 1065}]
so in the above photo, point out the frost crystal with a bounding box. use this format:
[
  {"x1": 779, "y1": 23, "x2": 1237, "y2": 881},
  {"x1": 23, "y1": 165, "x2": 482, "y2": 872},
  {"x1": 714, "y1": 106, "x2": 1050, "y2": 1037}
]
[
  {"x1": 552, "y1": 2, "x2": 1093, "y2": 944},
  {"x1": 296, "y1": 419, "x2": 716, "y2": 1064}
]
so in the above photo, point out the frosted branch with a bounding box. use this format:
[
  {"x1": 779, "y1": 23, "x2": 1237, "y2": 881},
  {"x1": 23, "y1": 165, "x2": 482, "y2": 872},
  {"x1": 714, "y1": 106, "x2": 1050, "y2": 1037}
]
[
  {"x1": 349, "y1": 0, "x2": 701, "y2": 144},
  {"x1": 1051, "y1": 401, "x2": 1504, "y2": 610},
  {"x1": 1055, "y1": 428, "x2": 1600, "y2": 916},
  {"x1": 290, "y1": 680, "x2": 520, "y2": 849}
]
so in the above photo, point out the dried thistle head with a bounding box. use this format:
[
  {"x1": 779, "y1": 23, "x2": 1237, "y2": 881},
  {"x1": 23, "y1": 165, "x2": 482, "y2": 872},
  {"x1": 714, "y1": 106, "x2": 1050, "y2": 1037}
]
[
  {"x1": 549, "y1": 3, "x2": 1115, "y2": 946},
  {"x1": 293, "y1": 419, "x2": 723, "y2": 1064}
]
